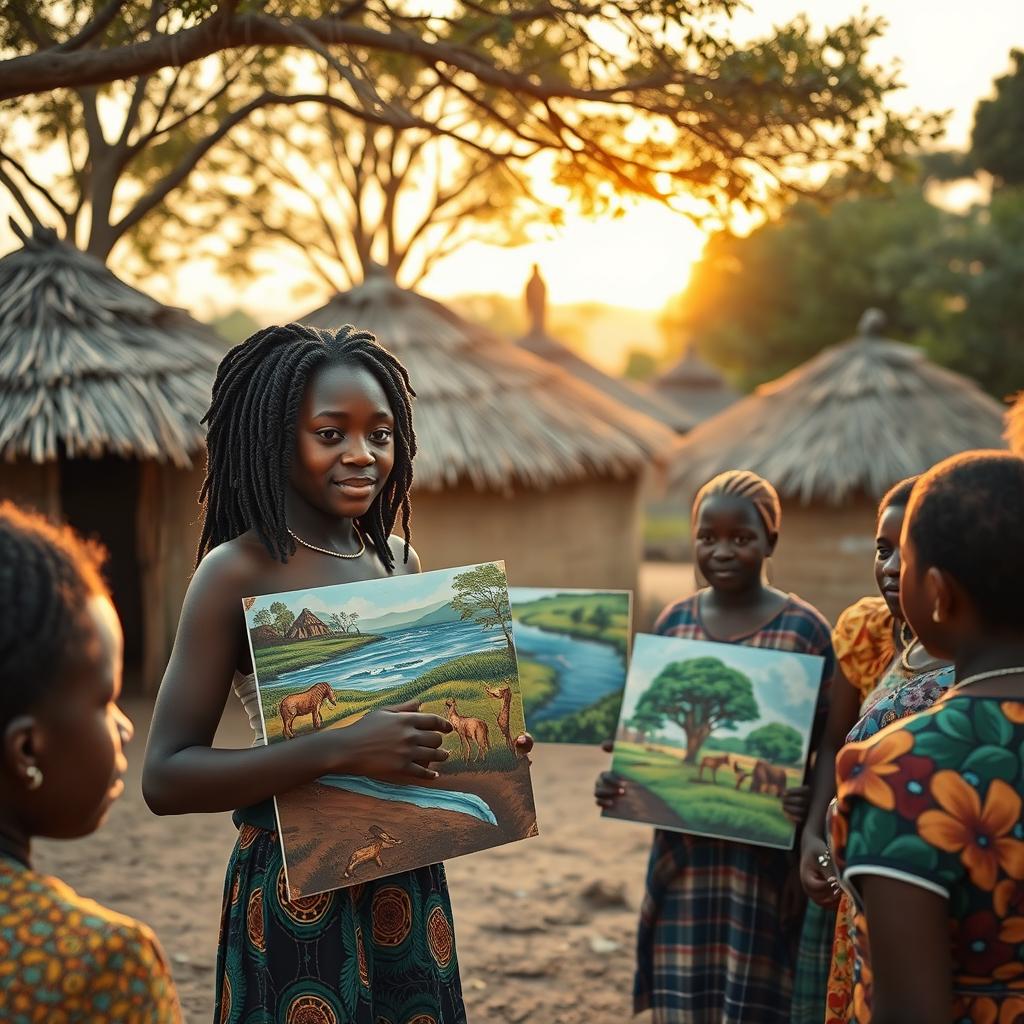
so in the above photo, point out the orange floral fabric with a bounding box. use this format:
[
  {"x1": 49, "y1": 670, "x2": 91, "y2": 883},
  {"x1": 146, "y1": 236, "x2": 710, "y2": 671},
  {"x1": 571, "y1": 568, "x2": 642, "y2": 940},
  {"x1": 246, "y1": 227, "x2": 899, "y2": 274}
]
[
  {"x1": 832, "y1": 695, "x2": 1024, "y2": 1023},
  {"x1": 831, "y1": 597, "x2": 896, "y2": 700},
  {"x1": 0, "y1": 856, "x2": 181, "y2": 1022}
]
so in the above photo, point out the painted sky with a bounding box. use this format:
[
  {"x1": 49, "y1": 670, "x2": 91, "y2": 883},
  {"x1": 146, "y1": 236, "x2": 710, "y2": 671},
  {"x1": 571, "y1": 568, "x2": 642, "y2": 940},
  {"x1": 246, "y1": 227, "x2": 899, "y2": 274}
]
[
  {"x1": 619, "y1": 634, "x2": 824, "y2": 748},
  {"x1": 245, "y1": 561, "x2": 504, "y2": 626}
]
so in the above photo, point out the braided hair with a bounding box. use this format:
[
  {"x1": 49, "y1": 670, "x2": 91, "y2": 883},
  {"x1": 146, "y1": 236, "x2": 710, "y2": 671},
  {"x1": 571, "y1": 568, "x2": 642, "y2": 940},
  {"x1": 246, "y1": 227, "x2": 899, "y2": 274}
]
[
  {"x1": 692, "y1": 470, "x2": 783, "y2": 537},
  {"x1": 198, "y1": 323, "x2": 416, "y2": 570},
  {"x1": 0, "y1": 503, "x2": 108, "y2": 723}
]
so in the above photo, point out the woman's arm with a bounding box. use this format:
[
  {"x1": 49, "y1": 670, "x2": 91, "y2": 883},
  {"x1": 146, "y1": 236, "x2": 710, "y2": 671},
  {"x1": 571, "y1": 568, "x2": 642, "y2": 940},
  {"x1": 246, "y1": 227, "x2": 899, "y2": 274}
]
[
  {"x1": 799, "y1": 666, "x2": 862, "y2": 903},
  {"x1": 142, "y1": 546, "x2": 451, "y2": 815},
  {"x1": 856, "y1": 875, "x2": 952, "y2": 1024}
]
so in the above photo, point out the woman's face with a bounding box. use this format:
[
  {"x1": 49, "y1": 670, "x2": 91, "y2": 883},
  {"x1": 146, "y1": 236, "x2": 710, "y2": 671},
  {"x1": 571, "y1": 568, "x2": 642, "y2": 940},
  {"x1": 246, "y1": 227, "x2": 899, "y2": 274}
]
[
  {"x1": 31, "y1": 596, "x2": 133, "y2": 838},
  {"x1": 874, "y1": 504, "x2": 906, "y2": 618},
  {"x1": 693, "y1": 495, "x2": 773, "y2": 593},
  {"x1": 289, "y1": 361, "x2": 396, "y2": 520},
  {"x1": 899, "y1": 525, "x2": 953, "y2": 661}
]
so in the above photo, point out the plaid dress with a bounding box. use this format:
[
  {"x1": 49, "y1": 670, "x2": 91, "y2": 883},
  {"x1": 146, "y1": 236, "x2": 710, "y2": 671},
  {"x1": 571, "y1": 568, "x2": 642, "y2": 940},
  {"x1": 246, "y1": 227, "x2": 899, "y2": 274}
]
[{"x1": 634, "y1": 593, "x2": 835, "y2": 1024}]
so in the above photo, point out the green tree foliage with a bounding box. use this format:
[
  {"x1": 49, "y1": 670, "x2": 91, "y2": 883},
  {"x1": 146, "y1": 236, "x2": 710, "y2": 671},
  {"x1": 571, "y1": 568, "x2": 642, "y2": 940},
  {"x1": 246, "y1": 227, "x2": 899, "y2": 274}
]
[
  {"x1": 0, "y1": 3, "x2": 928, "y2": 272},
  {"x1": 253, "y1": 607, "x2": 275, "y2": 630},
  {"x1": 451, "y1": 564, "x2": 514, "y2": 653},
  {"x1": 589, "y1": 605, "x2": 612, "y2": 631},
  {"x1": 744, "y1": 722, "x2": 803, "y2": 765},
  {"x1": 533, "y1": 691, "x2": 622, "y2": 743},
  {"x1": 635, "y1": 657, "x2": 759, "y2": 764},
  {"x1": 570, "y1": 607, "x2": 584, "y2": 625},
  {"x1": 270, "y1": 600, "x2": 295, "y2": 636},
  {"x1": 971, "y1": 49, "x2": 1024, "y2": 187}
]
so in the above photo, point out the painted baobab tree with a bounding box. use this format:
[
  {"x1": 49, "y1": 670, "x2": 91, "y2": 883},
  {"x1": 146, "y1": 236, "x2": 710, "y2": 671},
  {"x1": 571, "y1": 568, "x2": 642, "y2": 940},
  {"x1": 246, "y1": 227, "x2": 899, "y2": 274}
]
[
  {"x1": 244, "y1": 561, "x2": 537, "y2": 897},
  {"x1": 604, "y1": 634, "x2": 825, "y2": 849}
]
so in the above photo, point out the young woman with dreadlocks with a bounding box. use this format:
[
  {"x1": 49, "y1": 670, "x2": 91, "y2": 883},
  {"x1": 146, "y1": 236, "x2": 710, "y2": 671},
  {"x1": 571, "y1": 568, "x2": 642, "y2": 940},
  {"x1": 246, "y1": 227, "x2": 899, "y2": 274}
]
[{"x1": 143, "y1": 323, "x2": 520, "y2": 1023}]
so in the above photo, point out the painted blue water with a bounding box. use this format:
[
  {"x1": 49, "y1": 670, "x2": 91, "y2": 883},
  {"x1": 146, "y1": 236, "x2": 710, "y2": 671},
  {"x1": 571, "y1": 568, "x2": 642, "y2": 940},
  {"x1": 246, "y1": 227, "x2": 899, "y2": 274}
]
[
  {"x1": 513, "y1": 620, "x2": 625, "y2": 723},
  {"x1": 319, "y1": 774, "x2": 498, "y2": 826},
  {"x1": 261, "y1": 620, "x2": 507, "y2": 695}
]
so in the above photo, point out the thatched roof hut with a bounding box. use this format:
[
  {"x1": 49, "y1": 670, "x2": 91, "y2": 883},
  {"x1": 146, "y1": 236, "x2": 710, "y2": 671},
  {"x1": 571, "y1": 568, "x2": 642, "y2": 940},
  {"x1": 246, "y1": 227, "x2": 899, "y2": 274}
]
[
  {"x1": 0, "y1": 227, "x2": 220, "y2": 690},
  {"x1": 670, "y1": 309, "x2": 1007, "y2": 620},
  {"x1": 516, "y1": 266, "x2": 694, "y2": 434},
  {"x1": 652, "y1": 346, "x2": 738, "y2": 424},
  {"x1": 300, "y1": 269, "x2": 677, "y2": 594}
]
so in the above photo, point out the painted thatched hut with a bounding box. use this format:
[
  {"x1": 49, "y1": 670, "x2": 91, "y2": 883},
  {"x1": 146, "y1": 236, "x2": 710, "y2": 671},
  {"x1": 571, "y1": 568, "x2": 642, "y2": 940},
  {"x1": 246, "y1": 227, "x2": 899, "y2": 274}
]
[
  {"x1": 517, "y1": 266, "x2": 694, "y2": 433},
  {"x1": 0, "y1": 226, "x2": 220, "y2": 691},
  {"x1": 652, "y1": 345, "x2": 738, "y2": 424},
  {"x1": 299, "y1": 270, "x2": 677, "y2": 593},
  {"x1": 670, "y1": 309, "x2": 1007, "y2": 622}
]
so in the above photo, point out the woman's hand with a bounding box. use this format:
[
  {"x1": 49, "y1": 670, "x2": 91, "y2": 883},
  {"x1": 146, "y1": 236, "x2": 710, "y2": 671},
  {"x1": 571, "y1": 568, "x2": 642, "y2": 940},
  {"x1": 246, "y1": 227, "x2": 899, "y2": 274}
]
[
  {"x1": 515, "y1": 733, "x2": 534, "y2": 763},
  {"x1": 800, "y1": 833, "x2": 841, "y2": 907},
  {"x1": 782, "y1": 784, "x2": 810, "y2": 825},
  {"x1": 335, "y1": 700, "x2": 453, "y2": 780},
  {"x1": 594, "y1": 771, "x2": 625, "y2": 809}
]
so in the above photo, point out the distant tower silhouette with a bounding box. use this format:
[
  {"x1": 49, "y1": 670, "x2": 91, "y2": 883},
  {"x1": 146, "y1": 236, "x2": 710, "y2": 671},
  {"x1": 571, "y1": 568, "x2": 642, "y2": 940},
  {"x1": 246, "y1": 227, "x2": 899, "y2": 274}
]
[{"x1": 525, "y1": 263, "x2": 547, "y2": 334}]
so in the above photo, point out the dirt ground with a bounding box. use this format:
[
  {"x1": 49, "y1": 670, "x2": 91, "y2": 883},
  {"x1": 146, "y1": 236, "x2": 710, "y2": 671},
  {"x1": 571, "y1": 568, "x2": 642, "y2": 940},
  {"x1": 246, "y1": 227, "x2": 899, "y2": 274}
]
[{"x1": 34, "y1": 698, "x2": 654, "y2": 1023}]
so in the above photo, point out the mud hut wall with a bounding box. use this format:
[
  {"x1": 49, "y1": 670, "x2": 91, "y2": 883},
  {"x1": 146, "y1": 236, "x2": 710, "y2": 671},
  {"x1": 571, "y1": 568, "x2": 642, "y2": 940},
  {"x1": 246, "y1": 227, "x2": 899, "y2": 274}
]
[
  {"x1": 771, "y1": 499, "x2": 878, "y2": 626},
  {"x1": 0, "y1": 461, "x2": 61, "y2": 518},
  {"x1": 138, "y1": 462, "x2": 205, "y2": 694},
  {"x1": 411, "y1": 475, "x2": 644, "y2": 595}
]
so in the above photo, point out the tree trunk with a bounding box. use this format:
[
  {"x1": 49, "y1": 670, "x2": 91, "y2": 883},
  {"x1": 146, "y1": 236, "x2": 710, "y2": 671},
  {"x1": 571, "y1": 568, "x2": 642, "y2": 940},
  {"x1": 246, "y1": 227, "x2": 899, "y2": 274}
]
[{"x1": 682, "y1": 723, "x2": 713, "y2": 765}]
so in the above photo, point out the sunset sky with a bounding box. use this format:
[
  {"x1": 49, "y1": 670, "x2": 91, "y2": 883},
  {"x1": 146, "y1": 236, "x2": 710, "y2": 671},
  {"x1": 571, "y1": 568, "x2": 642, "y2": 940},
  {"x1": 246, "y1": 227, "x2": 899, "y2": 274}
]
[{"x1": 5, "y1": 2, "x2": 1024, "y2": 369}]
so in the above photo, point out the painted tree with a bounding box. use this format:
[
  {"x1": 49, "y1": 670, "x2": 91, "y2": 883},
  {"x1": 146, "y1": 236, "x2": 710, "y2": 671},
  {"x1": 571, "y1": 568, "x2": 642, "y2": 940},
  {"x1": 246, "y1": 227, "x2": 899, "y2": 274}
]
[
  {"x1": 347, "y1": 612, "x2": 360, "y2": 636},
  {"x1": 269, "y1": 601, "x2": 295, "y2": 637},
  {"x1": 634, "y1": 657, "x2": 759, "y2": 764},
  {"x1": 451, "y1": 564, "x2": 513, "y2": 654},
  {"x1": 589, "y1": 604, "x2": 612, "y2": 631},
  {"x1": 626, "y1": 705, "x2": 663, "y2": 745},
  {"x1": 0, "y1": 3, "x2": 927, "y2": 272},
  {"x1": 328, "y1": 612, "x2": 348, "y2": 634},
  {"x1": 744, "y1": 722, "x2": 803, "y2": 765},
  {"x1": 253, "y1": 607, "x2": 274, "y2": 630}
]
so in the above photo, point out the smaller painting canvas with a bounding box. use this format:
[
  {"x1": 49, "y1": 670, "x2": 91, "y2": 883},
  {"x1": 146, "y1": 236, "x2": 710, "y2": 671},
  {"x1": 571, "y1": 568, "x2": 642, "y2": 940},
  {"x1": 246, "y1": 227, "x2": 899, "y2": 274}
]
[
  {"x1": 509, "y1": 588, "x2": 631, "y2": 744},
  {"x1": 603, "y1": 634, "x2": 824, "y2": 849},
  {"x1": 245, "y1": 561, "x2": 538, "y2": 898}
]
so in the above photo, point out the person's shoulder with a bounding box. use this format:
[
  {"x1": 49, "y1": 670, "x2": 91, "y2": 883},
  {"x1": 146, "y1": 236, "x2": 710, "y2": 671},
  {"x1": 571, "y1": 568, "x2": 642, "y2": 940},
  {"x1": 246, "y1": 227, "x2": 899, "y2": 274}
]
[
  {"x1": 654, "y1": 592, "x2": 700, "y2": 633},
  {"x1": 778, "y1": 592, "x2": 834, "y2": 645},
  {"x1": 191, "y1": 531, "x2": 274, "y2": 598},
  {"x1": 386, "y1": 535, "x2": 421, "y2": 574}
]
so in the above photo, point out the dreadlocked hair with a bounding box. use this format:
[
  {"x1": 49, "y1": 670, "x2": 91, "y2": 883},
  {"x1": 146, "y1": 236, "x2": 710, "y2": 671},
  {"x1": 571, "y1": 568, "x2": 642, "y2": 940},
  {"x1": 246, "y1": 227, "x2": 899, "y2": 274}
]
[
  {"x1": 198, "y1": 322, "x2": 417, "y2": 571},
  {"x1": 0, "y1": 502, "x2": 109, "y2": 724},
  {"x1": 692, "y1": 470, "x2": 782, "y2": 537}
]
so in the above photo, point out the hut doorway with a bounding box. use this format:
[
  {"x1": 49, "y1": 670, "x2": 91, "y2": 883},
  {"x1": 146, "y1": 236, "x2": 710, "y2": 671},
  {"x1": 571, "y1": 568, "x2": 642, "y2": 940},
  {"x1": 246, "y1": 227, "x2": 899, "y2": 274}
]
[{"x1": 59, "y1": 457, "x2": 144, "y2": 688}]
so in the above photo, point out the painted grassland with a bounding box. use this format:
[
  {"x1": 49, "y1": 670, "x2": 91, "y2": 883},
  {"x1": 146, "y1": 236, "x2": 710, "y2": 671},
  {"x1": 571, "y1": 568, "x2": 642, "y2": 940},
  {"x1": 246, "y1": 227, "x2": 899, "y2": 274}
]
[
  {"x1": 251, "y1": 633, "x2": 381, "y2": 681},
  {"x1": 512, "y1": 592, "x2": 630, "y2": 655},
  {"x1": 605, "y1": 740, "x2": 801, "y2": 848}
]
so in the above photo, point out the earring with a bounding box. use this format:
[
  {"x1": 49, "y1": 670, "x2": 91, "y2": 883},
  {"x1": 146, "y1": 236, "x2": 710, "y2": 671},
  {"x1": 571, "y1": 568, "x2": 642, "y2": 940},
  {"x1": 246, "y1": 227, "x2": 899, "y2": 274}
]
[
  {"x1": 25, "y1": 765, "x2": 42, "y2": 791},
  {"x1": 764, "y1": 556, "x2": 774, "y2": 586},
  {"x1": 932, "y1": 606, "x2": 942, "y2": 623}
]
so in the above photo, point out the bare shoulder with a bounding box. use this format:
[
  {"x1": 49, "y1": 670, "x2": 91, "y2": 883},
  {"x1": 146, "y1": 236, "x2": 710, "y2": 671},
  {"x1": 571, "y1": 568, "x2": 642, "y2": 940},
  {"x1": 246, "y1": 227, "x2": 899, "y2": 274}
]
[
  {"x1": 388, "y1": 535, "x2": 421, "y2": 575},
  {"x1": 188, "y1": 532, "x2": 272, "y2": 606}
]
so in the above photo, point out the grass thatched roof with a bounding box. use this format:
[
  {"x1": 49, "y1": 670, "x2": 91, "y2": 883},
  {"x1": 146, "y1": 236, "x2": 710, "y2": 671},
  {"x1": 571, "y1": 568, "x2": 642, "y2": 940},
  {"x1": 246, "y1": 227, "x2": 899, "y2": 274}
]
[
  {"x1": 670, "y1": 310, "x2": 1007, "y2": 504},
  {"x1": 300, "y1": 273, "x2": 678, "y2": 492},
  {"x1": 518, "y1": 328, "x2": 695, "y2": 433},
  {"x1": 0, "y1": 227, "x2": 220, "y2": 467},
  {"x1": 652, "y1": 347, "x2": 738, "y2": 424},
  {"x1": 1006, "y1": 394, "x2": 1024, "y2": 456}
]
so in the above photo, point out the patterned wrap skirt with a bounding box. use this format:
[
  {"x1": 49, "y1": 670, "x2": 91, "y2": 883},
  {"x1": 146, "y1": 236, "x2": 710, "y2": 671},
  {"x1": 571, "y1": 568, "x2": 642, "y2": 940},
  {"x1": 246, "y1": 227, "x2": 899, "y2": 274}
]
[{"x1": 214, "y1": 823, "x2": 467, "y2": 1024}]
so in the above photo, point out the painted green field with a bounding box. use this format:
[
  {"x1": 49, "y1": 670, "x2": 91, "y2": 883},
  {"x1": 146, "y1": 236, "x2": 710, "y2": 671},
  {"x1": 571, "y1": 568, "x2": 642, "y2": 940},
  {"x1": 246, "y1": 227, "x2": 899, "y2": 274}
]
[
  {"x1": 252, "y1": 634, "x2": 381, "y2": 680},
  {"x1": 519, "y1": 657, "x2": 557, "y2": 716},
  {"x1": 512, "y1": 593, "x2": 630, "y2": 655},
  {"x1": 611, "y1": 741, "x2": 797, "y2": 847},
  {"x1": 261, "y1": 649, "x2": 526, "y2": 774}
]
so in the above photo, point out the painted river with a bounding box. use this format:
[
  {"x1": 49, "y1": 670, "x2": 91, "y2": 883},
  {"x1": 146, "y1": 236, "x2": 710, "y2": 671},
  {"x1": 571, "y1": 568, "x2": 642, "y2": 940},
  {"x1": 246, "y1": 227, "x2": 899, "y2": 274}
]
[
  {"x1": 319, "y1": 775, "x2": 498, "y2": 826},
  {"x1": 512, "y1": 620, "x2": 625, "y2": 723}
]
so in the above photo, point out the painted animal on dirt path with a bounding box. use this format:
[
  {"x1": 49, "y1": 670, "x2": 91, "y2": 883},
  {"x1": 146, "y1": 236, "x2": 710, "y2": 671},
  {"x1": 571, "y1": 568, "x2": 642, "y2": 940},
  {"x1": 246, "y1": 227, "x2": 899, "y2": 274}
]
[
  {"x1": 697, "y1": 752, "x2": 731, "y2": 783},
  {"x1": 280, "y1": 681, "x2": 336, "y2": 739},
  {"x1": 485, "y1": 685, "x2": 515, "y2": 752},
  {"x1": 444, "y1": 698, "x2": 491, "y2": 761},
  {"x1": 733, "y1": 759, "x2": 787, "y2": 796},
  {"x1": 342, "y1": 826, "x2": 402, "y2": 878}
]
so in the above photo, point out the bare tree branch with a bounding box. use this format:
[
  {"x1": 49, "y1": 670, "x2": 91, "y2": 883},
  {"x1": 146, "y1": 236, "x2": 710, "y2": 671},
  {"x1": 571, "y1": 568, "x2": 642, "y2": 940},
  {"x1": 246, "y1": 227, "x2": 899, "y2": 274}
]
[{"x1": 54, "y1": 0, "x2": 131, "y2": 53}]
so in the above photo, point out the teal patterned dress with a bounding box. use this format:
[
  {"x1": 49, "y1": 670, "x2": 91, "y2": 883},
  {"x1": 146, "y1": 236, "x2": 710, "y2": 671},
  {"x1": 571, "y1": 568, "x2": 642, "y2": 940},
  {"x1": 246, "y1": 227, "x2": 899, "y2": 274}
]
[{"x1": 214, "y1": 810, "x2": 465, "y2": 1024}]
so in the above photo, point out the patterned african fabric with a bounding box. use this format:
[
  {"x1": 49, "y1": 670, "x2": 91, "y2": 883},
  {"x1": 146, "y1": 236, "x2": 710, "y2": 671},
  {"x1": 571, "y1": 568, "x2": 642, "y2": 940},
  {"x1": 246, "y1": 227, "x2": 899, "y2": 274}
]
[
  {"x1": 832, "y1": 598, "x2": 895, "y2": 703},
  {"x1": 0, "y1": 854, "x2": 181, "y2": 1023},
  {"x1": 214, "y1": 823, "x2": 466, "y2": 1024},
  {"x1": 832, "y1": 694, "x2": 1024, "y2": 1024},
  {"x1": 634, "y1": 592, "x2": 836, "y2": 1023},
  {"x1": 824, "y1": 663, "x2": 956, "y2": 1024}
]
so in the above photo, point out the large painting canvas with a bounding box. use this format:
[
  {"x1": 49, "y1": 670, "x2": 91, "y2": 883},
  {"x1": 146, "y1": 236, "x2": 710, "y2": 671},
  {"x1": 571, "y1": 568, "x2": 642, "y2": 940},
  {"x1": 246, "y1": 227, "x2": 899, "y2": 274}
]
[
  {"x1": 509, "y1": 588, "x2": 631, "y2": 743},
  {"x1": 245, "y1": 562, "x2": 538, "y2": 898},
  {"x1": 603, "y1": 634, "x2": 824, "y2": 849}
]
